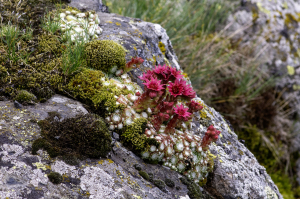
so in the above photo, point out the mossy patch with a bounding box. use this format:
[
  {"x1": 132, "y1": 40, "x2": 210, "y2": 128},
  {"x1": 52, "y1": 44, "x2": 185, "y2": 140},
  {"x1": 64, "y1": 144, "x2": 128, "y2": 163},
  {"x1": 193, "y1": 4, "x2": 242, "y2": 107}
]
[
  {"x1": 164, "y1": 178, "x2": 175, "y2": 188},
  {"x1": 179, "y1": 177, "x2": 203, "y2": 199},
  {"x1": 91, "y1": 86, "x2": 126, "y2": 116},
  {"x1": 138, "y1": 170, "x2": 150, "y2": 181},
  {"x1": 14, "y1": 90, "x2": 37, "y2": 104},
  {"x1": 121, "y1": 118, "x2": 157, "y2": 152},
  {"x1": 66, "y1": 68, "x2": 105, "y2": 101},
  {"x1": 48, "y1": 172, "x2": 63, "y2": 184},
  {"x1": 153, "y1": 179, "x2": 166, "y2": 190},
  {"x1": 32, "y1": 112, "x2": 112, "y2": 162},
  {"x1": 84, "y1": 40, "x2": 126, "y2": 73},
  {"x1": 38, "y1": 34, "x2": 62, "y2": 56}
]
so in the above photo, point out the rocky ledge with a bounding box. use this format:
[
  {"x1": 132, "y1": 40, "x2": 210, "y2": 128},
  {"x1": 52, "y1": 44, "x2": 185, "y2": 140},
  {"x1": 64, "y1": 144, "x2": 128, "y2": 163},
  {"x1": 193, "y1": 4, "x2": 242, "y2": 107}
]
[{"x1": 0, "y1": 0, "x2": 282, "y2": 198}]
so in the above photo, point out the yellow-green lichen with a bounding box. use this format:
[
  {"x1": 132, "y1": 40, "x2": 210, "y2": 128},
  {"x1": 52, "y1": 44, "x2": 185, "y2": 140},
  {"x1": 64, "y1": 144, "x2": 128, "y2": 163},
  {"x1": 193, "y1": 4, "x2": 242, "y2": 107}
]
[
  {"x1": 84, "y1": 40, "x2": 126, "y2": 73},
  {"x1": 158, "y1": 41, "x2": 166, "y2": 55}
]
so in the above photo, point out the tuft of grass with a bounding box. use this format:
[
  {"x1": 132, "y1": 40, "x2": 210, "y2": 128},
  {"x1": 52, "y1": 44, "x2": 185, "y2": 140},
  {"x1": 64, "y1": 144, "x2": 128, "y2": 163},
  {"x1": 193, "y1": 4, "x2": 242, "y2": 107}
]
[
  {"x1": 0, "y1": 23, "x2": 35, "y2": 64},
  {"x1": 60, "y1": 34, "x2": 87, "y2": 76},
  {"x1": 104, "y1": 0, "x2": 233, "y2": 44},
  {"x1": 41, "y1": 10, "x2": 62, "y2": 35},
  {"x1": 0, "y1": 23, "x2": 22, "y2": 63}
]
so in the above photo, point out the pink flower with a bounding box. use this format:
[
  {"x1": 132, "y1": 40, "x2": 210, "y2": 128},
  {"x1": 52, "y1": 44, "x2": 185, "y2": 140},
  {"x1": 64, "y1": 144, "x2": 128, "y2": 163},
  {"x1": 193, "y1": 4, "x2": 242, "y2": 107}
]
[
  {"x1": 187, "y1": 100, "x2": 203, "y2": 112},
  {"x1": 143, "y1": 77, "x2": 165, "y2": 92},
  {"x1": 182, "y1": 84, "x2": 196, "y2": 99},
  {"x1": 201, "y1": 125, "x2": 221, "y2": 151},
  {"x1": 139, "y1": 70, "x2": 156, "y2": 81},
  {"x1": 168, "y1": 79, "x2": 186, "y2": 97},
  {"x1": 173, "y1": 104, "x2": 192, "y2": 120},
  {"x1": 153, "y1": 65, "x2": 169, "y2": 79},
  {"x1": 135, "y1": 91, "x2": 141, "y2": 96},
  {"x1": 167, "y1": 67, "x2": 184, "y2": 81}
]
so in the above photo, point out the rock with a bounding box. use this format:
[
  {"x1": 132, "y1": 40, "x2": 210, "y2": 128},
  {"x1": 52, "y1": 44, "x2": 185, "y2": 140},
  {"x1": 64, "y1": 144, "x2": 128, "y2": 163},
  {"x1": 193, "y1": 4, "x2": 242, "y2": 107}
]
[
  {"x1": 223, "y1": 0, "x2": 300, "y2": 191},
  {"x1": 0, "y1": 1, "x2": 282, "y2": 199}
]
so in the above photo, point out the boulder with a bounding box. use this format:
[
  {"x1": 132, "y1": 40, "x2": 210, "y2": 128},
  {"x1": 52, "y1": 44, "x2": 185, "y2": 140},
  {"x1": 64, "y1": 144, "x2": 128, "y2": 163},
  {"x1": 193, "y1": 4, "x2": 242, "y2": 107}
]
[
  {"x1": 0, "y1": 0, "x2": 282, "y2": 198},
  {"x1": 223, "y1": 0, "x2": 300, "y2": 191}
]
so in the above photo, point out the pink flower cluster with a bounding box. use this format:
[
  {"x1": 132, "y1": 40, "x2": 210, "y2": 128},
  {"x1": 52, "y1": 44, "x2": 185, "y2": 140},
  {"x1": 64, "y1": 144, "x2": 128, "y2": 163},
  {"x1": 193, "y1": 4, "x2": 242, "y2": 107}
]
[
  {"x1": 201, "y1": 125, "x2": 221, "y2": 151},
  {"x1": 133, "y1": 65, "x2": 202, "y2": 133}
]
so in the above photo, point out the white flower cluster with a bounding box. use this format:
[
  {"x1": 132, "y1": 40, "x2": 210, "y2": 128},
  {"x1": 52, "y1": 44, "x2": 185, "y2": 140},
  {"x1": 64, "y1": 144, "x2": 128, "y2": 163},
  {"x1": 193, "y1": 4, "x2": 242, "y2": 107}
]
[
  {"x1": 102, "y1": 74, "x2": 151, "y2": 131},
  {"x1": 55, "y1": 9, "x2": 103, "y2": 42},
  {"x1": 142, "y1": 126, "x2": 210, "y2": 183}
]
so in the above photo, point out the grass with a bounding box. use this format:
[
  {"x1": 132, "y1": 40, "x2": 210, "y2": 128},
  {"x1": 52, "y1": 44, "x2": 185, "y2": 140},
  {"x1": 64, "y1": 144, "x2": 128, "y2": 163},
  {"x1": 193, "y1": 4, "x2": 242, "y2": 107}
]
[
  {"x1": 41, "y1": 10, "x2": 62, "y2": 35},
  {"x1": 40, "y1": 5, "x2": 91, "y2": 76},
  {"x1": 0, "y1": 23, "x2": 35, "y2": 64},
  {"x1": 60, "y1": 35, "x2": 87, "y2": 76},
  {"x1": 104, "y1": 0, "x2": 233, "y2": 45}
]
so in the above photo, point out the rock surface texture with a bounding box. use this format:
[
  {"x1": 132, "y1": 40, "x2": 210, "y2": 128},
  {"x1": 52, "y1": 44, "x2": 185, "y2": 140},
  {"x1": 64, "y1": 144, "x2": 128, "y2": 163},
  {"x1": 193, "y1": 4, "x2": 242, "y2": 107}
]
[
  {"x1": 0, "y1": 0, "x2": 282, "y2": 198},
  {"x1": 224, "y1": 0, "x2": 300, "y2": 189}
]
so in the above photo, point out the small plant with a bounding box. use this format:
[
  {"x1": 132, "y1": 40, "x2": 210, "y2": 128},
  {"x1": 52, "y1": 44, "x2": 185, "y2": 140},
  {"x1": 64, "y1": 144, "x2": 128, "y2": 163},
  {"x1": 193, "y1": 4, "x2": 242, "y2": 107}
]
[
  {"x1": 0, "y1": 23, "x2": 35, "y2": 65},
  {"x1": 61, "y1": 34, "x2": 87, "y2": 76},
  {"x1": 133, "y1": 65, "x2": 219, "y2": 183},
  {"x1": 22, "y1": 26, "x2": 34, "y2": 41},
  {"x1": 47, "y1": 172, "x2": 63, "y2": 184},
  {"x1": 0, "y1": 23, "x2": 22, "y2": 63},
  {"x1": 41, "y1": 10, "x2": 61, "y2": 34}
]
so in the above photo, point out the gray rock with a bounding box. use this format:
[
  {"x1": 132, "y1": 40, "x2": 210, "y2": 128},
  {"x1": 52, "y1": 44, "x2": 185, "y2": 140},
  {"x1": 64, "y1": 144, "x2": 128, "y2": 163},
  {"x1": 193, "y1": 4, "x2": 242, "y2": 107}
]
[
  {"x1": 223, "y1": 0, "x2": 300, "y2": 189},
  {"x1": 0, "y1": 1, "x2": 282, "y2": 199}
]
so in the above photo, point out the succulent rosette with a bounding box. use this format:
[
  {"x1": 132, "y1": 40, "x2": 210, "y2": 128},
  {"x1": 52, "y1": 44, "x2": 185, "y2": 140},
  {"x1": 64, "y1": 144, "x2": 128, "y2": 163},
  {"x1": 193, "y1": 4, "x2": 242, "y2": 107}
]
[
  {"x1": 130, "y1": 65, "x2": 221, "y2": 183},
  {"x1": 103, "y1": 60, "x2": 220, "y2": 184}
]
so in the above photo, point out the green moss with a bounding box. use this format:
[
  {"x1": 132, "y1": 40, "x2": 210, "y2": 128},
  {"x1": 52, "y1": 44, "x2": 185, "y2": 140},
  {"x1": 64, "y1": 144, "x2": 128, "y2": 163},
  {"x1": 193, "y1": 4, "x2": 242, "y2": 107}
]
[
  {"x1": 153, "y1": 179, "x2": 166, "y2": 190},
  {"x1": 32, "y1": 138, "x2": 58, "y2": 157},
  {"x1": 237, "y1": 125, "x2": 277, "y2": 169},
  {"x1": 0, "y1": 64, "x2": 8, "y2": 81},
  {"x1": 187, "y1": 182, "x2": 203, "y2": 199},
  {"x1": 139, "y1": 170, "x2": 150, "y2": 181},
  {"x1": 11, "y1": 68, "x2": 64, "y2": 98},
  {"x1": 38, "y1": 34, "x2": 62, "y2": 56},
  {"x1": 60, "y1": 155, "x2": 80, "y2": 166},
  {"x1": 179, "y1": 177, "x2": 190, "y2": 185},
  {"x1": 179, "y1": 177, "x2": 203, "y2": 199},
  {"x1": 164, "y1": 178, "x2": 175, "y2": 188},
  {"x1": 66, "y1": 68, "x2": 105, "y2": 101},
  {"x1": 134, "y1": 164, "x2": 142, "y2": 171},
  {"x1": 121, "y1": 118, "x2": 155, "y2": 152},
  {"x1": 14, "y1": 90, "x2": 37, "y2": 104},
  {"x1": 32, "y1": 113, "x2": 112, "y2": 161},
  {"x1": 84, "y1": 40, "x2": 126, "y2": 73},
  {"x1": 271, "y1": 172, "x2": 295, "y2": 199},
  {"x1": 92, "y1": 86, "x2": 125, "y2": 116},
  {"x1": 148, "y1": 172, "x2": 154, "y2": 182},
  {"x1": 198, "y1": 178, "x2": 207, "y2": 187},
  {"x1": 47, "y1": 172, "x2": 63, "y2": 184}
]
